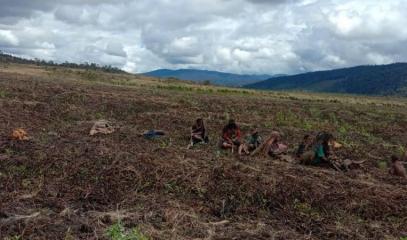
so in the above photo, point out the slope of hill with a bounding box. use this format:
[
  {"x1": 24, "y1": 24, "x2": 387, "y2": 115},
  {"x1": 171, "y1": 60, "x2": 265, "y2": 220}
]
[
  {"x1": 246, "y1": 63, "x2": 407, "y2": 96},
  {"x1": 1, "y1": 63, "x2": 407, "y2": 239},
  {"x1": 143, "y1": 69, "x2": 277, "y2": 87},
  {"x1": 0, "y1": 51, "x2": 125, "y2": 74}
]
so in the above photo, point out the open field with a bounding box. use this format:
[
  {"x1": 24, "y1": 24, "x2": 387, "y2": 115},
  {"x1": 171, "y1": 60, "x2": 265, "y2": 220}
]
[{"x1": 0, "y1": 64, "x2": 407, "y2": 240}]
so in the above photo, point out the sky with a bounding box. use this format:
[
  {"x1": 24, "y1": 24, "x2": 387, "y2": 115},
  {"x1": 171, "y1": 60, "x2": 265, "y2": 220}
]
[{"x1": 0, "y1": 0, "x2": 407, "y2": 75}]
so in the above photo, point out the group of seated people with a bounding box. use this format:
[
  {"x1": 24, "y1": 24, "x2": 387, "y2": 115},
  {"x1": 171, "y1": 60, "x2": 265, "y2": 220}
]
[
  {"x1": 189, "y1": 118, "x2": 288, "y2": 157},
  {"x1": 186, "y1": 118, "x2": 407, "y2": 178},
  {"x1": 188, "y1": 118, "x2": 314, "y2": 161}
]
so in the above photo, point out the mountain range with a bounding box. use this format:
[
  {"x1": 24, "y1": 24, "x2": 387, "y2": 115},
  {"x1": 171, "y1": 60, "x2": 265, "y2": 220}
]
[
  {"x1": 245, "y1": 63, "x2": 407, "y2": 96},
  {"x1": 143, "y1": 69, "x2": 280, "y2": 87},
  {"x1": 3, "y1": 50, "x2": 407, "y2": 96}
]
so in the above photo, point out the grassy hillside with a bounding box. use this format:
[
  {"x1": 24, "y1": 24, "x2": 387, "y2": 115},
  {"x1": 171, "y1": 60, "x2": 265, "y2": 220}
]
[
  {"x1": 143, "y1": 69, "x2": 274, "y2": 87},
  {"x1": 1, "y1": 63, "x2": 407, "y2": 240},
  {"x1": 246, "y1": 63, "x2": 407, "y2": 96}
]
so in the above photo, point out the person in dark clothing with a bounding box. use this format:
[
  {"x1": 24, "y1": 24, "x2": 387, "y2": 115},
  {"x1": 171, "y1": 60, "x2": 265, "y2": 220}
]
[
  {"x1": 220, "y1": 119, "x2": 242, "y2": 152},
  {"x1": 296, "y1": 134, "x2": 312, "y2": 158},
  {"x1": 188, "y1": 118, "x2": 209, "y2": 148}
]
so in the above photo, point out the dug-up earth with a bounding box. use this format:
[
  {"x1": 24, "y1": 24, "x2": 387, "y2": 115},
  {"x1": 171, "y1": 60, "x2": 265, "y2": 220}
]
[{"x1": 0, "y1": 64, "x2": 407, "y2": 240}]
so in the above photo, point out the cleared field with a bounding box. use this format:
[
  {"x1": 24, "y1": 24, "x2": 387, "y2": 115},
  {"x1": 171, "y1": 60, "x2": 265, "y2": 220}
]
[{"x1": 0, "y1": 64, "x2": 406, "y2": 240}]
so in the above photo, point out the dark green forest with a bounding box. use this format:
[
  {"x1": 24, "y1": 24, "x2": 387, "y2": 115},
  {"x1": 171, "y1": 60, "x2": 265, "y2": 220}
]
[{"x1": 246, "y1": 63, "x2": 407, "y2": 96}]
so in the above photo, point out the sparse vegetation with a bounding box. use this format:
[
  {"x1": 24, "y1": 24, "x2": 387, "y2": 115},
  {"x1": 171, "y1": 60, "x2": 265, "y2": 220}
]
[
  {"x1": 4, "y1": 236, "x2": 21, "y2": 240},
  {"x1": 106, "y1": 222, "x2": 149, "y2": 240},
  {"x1": 0, "y1": 89, "x2": 7, "y2": 98},
  {"x1": 1, "y1": 63, "x2": 407, "y2": 239}
]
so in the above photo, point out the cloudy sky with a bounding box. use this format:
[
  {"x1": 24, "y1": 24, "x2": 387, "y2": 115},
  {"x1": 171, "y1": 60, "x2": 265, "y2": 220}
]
[{"x1": 0, "y1": 0, "x2": 406, "y2": 74}]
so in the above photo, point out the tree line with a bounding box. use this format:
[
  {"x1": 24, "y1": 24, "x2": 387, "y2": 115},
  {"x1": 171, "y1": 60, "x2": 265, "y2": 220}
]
[{"x1": 0, "y1": 50, "x2": 125, "y2": 74}]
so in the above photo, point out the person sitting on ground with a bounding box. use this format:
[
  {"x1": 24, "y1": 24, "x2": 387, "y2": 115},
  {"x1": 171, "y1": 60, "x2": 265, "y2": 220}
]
[
  {"x1": 296, "y1": 134, "x2": 312, "y2": 159},
  {"x1": 220, "y1": 119, "x2": 242, "y2": 152},
  {"x1": 300, "y1": 132, "x2": 361, "y2": 171},
  {"x1": 389, "y1": 155, "x2": 407, "y2": 179},
  {"x1": 266, "y1": 131, "x2": 288, "y2": 157},
  {"x1": 188, "y1": 118, "x2": 209, "y2": 149},
  {"x1": 238, "y1": 128, "x2": 262, "y2": 155},
  {"x1": 302, "y1": 132, "x2": 334, "y2": 166},
  {"x1": 251, "y1": 131, "x2": 288, "y2": 157}
]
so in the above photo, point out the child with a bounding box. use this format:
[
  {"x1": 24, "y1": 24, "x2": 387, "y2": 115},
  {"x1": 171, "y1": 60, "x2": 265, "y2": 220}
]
[
  {"x1": 238, "y1": 128, "x2": 262, "y2": 155},
  {"x1": 296, "y1": 134, "x2": 312, "y2": 159}
]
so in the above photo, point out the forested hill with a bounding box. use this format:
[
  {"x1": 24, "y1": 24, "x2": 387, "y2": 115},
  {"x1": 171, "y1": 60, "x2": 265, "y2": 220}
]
[{"x1": 245, "y1": 63, "x2": 407, "y2": 96}]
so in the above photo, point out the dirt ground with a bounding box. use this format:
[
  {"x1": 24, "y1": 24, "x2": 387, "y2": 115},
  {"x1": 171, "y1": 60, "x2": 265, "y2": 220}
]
[{"x1": 0, "y1": 65, "x2": 406, "y2": 240}]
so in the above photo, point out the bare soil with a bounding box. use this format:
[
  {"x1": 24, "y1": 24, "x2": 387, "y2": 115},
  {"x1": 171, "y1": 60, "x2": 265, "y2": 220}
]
[{"x1": 0, "y1": 65, "x2": 406, "y2": 239}]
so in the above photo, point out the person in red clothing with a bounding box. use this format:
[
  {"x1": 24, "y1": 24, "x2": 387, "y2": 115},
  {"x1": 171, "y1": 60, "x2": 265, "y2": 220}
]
[{"x1": 220, "y1": 119, "x2": 242, "y2": 151}]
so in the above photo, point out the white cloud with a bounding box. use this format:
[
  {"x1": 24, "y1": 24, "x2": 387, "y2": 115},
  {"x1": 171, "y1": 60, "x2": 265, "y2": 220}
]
[
  {"x1": 0, "y1": 30, "x2": 19, "y2": 46},
  {"x1": 106, "y1": 41, "x2": 127, "y2": 58},
  {"x1": 0, "y1": 0, "x2": 407, "y2": 74}
]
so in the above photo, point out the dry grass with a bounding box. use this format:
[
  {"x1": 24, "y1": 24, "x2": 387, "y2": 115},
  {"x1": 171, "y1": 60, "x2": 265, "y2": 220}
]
[{"x1": 0, "y1": 64, "x2": 406, "y2": 240}]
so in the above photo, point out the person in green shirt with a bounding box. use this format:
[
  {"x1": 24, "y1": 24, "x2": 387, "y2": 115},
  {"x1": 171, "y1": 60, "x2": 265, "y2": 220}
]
[
  {"x1": 312, "y1": 143, "x2": 326, "y2": 165},
  {"x1": 311, "y1": 132, "x2": 334, "y2": 165},
  {"x1": 238, "y1": 128, "x2": 262, "y2": 155},
  {"x1": 246, "y1": 129, "x2": 262, "y2": 148}
]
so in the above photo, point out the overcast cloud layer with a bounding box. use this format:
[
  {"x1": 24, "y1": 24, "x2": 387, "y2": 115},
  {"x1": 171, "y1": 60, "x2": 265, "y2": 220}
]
[{"x1": 1, "y1": 0, "x2": 406, "y2": 74}]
